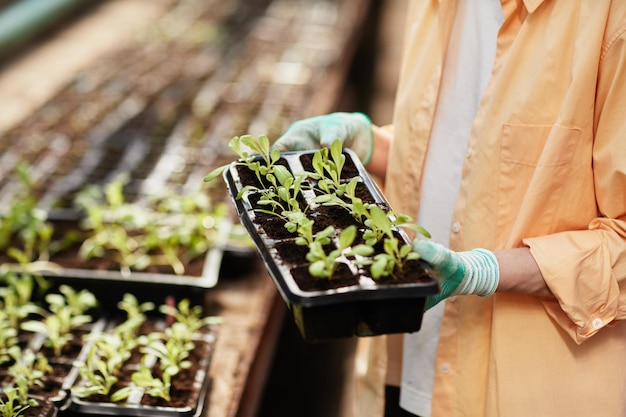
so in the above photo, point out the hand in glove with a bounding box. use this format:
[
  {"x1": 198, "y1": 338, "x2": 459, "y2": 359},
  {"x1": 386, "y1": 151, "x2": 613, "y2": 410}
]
[
  {"x1": 412, "y1": 239, "x2": 500, "y2": 310},
  {"x1": 272, "y1": 112, "x2": 374, "y2": 165}
]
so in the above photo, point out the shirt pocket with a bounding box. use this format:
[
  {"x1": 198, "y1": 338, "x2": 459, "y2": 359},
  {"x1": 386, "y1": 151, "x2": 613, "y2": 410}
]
[{"x1": 497, "y1": 124, "x2": 581, "y2": 244}]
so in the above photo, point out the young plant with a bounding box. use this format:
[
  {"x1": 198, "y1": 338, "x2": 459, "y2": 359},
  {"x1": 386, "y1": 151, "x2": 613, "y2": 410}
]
[
  {"x1": 358, "y1": 206, "x2": 430, "y2": 279},
  {"x1": 306, "y1": 225, "x2": 373, "y2": 279},
  {"x1": 313, "y1": 176, "x2": 370, "y2": 223},
  {"x1": 0, "y1": 386, "x2": 37, "y2": 417},
  {"x1": 0, "y1": 321, "x2": 18, "y2": 365},
  {"x1": 204, "y1": 134, "x2": 282, "y2": 187},
  {"x1": 0, "y1": 271, "x2": 45, "y2": 330},
  {"x1": 114, "y1": 293, "x2": 154, "y2": 338},
  {"x1": 129, "y1": 365, "x2": 172, "y2": 402},
  {"x1": 250, "y1": 165, "x2": 309, "y2": 223},
  {"x1": 108, "y1": 322, "x2": 188, "y2": 402},
  {"x1": 20, "y1": 286, "x2": 96, "y2": 356},
  {"x1": 74, "y1": 177, "x2": 153, "y2": 276},
  {"x1": 159, "y1": 298, "x2": 222, "y2": 337},
  {"x1": 71, "y1": 332, "x2": 131, "y2": 400},
  {"x1": 308, "y1": 139, "x2": 351, "y2": 197},
  {"x1": 285, "y1": 211, "x2": 320, "y2": 246},
  {"x1": 140, "y1": 328, "x2": 193, "y2": 377},
  {"x1": 0, "y1": 163, "x2": 54, "y2": 264},
  {"x1": 7, "y1": 350, "x2": 52, "y2": 395},
  {"x1": 145, "y1": 190, "x2": 227, "y2": 275}
]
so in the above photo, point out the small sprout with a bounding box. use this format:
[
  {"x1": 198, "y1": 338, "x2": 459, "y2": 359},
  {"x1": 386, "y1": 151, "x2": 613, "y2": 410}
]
[
  {"x1": 0, "y1": 386, "x2": 37, "y2": 417},
  {"x1": 159, "y1": 298, "x2": 222, "y2": 337},
  {"x1": 357, "y1": 206, "x2": 430, "y2": 279},
  {"x1": 7, "y1": 350, "x2": 52, "y2": 393},
  {"x1": 20, "y1": 286, "x2": 96, "y2": 357},
  {"x1": 309, "y1": 139, "x2": 349, "y2": 196},
  {"x1": 307, "y1": 226, "x2": 373, "y2": 279},
  {"x1": 204, "y1": 134, "x2": 282, "y2": 186}
]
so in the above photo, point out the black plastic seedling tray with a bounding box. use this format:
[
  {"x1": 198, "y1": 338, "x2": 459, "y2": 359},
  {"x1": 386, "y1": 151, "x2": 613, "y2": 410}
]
[
  {"x1": 33, "y1": 217, "x2": 250, "y2": 311},
  {"x1": 68, "y1": 326, "x2": 216, "y2": 417},
  {"x1": 223, "y1": 149, "x2": 438, "y2": 341},
  {"x1": 0, "y1": 313, "x2": 218, "y2": 417}
]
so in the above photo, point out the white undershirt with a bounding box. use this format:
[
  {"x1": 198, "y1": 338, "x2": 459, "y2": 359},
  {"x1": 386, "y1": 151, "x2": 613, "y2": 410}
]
[{"x1": 399, "y1": 1, "x2": 503, "y2": 416}]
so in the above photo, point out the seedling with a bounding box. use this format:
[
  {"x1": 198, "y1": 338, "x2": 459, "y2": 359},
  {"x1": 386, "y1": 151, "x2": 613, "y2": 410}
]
[
  {"x1": 250, "y1": 166, "x2": 309, "y2": 224},
  {"x1": 71, "y1": 332, "x2": 130, "y2": 400},
  {"x1": 0, "y1": 386, "x2": 37, "y2": 417},
  {"x1": 7, "y1": 350, "x2": 52, "y2": 395},
  {"x1": 313, "y1": 177, "x2": 370, "y2": 223},
  {"x1": 114, "y1": 293, "x2": 154, "y2": 338},
  {"x1": 0, "y1": 163, "x2": 54, "y2": 264},
  {"x1": 74, "y1": 176, "x2": 227, "y2": 275},
  {"x1": 0, "y1": 272, "x2": 45, "y2": 330},
  {"x1": 308, "y1": 139, "x2": 351, "y2": 197},
  {"x1": 357, "y1": 206, "x2": 430, "y2": 279},
  {"x1": 141, "y1": 330, "x2": 193, "y2": 377},
  {"x1": 0, "y1": 321, "x2": 18, "y2": 365},
  {"x1": 306, "y1": 226, "x2": 373, "y2": 279},
  {"x1": 20, "y1": 286, "x2": 96, "y2": 356},
  {"x1": 159, "y1": 298, "x2": 222, "y2": 337},
  {"x1": 286, "y1": 211, "x2": 322, "y2": 246},
  {"x1": 130, "y1": 365, "x2": 172, "y2": 402},
  {"x1": 204, "y1": 134, "x2": 282, "y2": 187}
]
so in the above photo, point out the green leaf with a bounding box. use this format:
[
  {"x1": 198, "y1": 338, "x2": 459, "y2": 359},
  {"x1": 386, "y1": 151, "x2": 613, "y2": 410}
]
[
  {"x1": 228, "y1": 136, "x2": 243, "y2": 157},
  {"x1": 273, "y1": 165, "x2": 293, "y2": 186},
  {"x1": 203, "y1": 165, "x2": 227, "y2": 182},
  {"x1": 270, "y1": 147, "x2": 281, "y2": 163},
  {"x1": 258, "y1": 135, "x2": 270, "y2": 155},
  {"x1": 309, "y1": 260, "x2": 327, "y2": 278},
  {"x1": 338, "y1": 225, "x2": 356, "y2": 249},
  {"x1": 406, "y1": 252, "x2": 420, "y2": 261},
  {"x1": 316, "y1": 226, "x2": 335, "y2": 240},
  {"x1": 370, "y1": 257, "x2": 388, "y2": 279},
  {"x1": 374, "y1": 207, "x2": 395, "y2": 236},
  {"x1": 110, "y1": 386, "x2": 134, "y2": 402},
  {"x1": 330, "y1": 139, "x2": 345, "y2": 173},
  {"x1": 350, "y1": 244, "x2": 374, "y2": 257},
  {"x1": 311, "y1": 194, "x2": 331, "y2": 205}
]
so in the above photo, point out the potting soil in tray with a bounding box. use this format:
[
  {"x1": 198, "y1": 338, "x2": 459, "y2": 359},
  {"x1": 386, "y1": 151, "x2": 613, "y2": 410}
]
[
  {"x1": 68, "y1": 321, "x2": 216, "y2": 417},
  {"x1": 223, "y1": 149, "x2": 439, "y2": 341},
  {"x1": 23, "y1": 217, "x2": 256, "y2": 310},
  {"x1": 0, "y1": 308, "x2": 218, "y2": 417}
]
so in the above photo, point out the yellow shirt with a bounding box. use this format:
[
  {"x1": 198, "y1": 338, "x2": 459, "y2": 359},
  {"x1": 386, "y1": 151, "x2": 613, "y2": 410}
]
[{"x1": 382, "y1": 0, "x2": 626, "y2": 416}]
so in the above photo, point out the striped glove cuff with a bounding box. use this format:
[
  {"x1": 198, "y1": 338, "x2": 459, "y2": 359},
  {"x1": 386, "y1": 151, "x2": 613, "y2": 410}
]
[{"x1": 454, "y1": 248, "x2": 500, "y2": 297}]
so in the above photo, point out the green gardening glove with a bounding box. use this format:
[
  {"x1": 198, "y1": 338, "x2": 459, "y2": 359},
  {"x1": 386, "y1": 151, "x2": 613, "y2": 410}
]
[
  {"x1": 272, "y1": 112, "x2": 374, "y2": 165},
  {"x1": 412, "y1": 239, "x2": 500, "y2": 310}
]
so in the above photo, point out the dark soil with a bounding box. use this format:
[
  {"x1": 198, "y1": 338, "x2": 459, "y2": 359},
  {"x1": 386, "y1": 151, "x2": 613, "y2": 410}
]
[
  {"x1": 79, "y1": 338, "x2": 212, "y2": 410},
  {"x1": 0, "y1": 313, "x2": 216, "y2": 416},
  {"x1": 20, "y1": 398, "x2": 56, "y2": 417}
]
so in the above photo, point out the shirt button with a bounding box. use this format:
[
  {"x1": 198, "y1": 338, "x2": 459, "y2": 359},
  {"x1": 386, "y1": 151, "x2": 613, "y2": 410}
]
[
  {"x1": 448, "y1": 296, "x2": 457, "y2": 303},
  {"x1": 440, "y1": 363, "x2": 451, "y2": 374},
  {"x1": 452, "y1": 222, "x2": 460, "y2": 233},
  {"x1": 592, "y1": 318, "x2": 603, "y2": 329},
  {"x1": 465, "y1": 148, "x2": 472, "y2": 158}
]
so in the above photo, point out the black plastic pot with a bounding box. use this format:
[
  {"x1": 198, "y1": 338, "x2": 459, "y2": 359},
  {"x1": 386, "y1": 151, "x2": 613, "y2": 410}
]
[{"x1": 223, "y1": 149, "x2": 439, "y2": 342}]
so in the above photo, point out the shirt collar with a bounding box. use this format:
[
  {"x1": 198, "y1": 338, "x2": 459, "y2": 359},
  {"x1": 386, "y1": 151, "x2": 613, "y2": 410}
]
[{"x1": 522, "y1": 0, "x2": 546, "y2": 13}]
